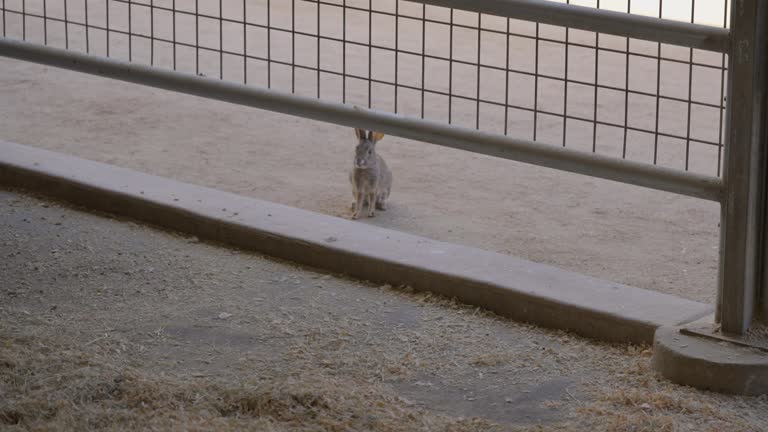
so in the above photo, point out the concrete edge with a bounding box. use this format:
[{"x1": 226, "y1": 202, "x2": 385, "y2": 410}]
[
  {"x1": 0, "y1": 140, "x2": 713, "y2": 344},
  {"x1": 652, "y1": 326, "x2": 768, "y2": 395}
]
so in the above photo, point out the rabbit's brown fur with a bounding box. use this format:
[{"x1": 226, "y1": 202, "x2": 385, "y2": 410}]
[{"x1": 350, "y1": 128, "x2": 392, "y2": 219}]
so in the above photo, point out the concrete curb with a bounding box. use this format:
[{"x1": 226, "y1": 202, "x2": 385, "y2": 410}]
[{"x1": 0, "y1": 140, "x2": 713, "y2": 344}]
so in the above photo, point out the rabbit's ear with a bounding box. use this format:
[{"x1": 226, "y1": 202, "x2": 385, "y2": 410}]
[
  {"x1": 354, "y1": 128, "x2": 367, "y2": 141},
  {"x1": 371, "y1": 132, "x2": 385, "y2": 143}
]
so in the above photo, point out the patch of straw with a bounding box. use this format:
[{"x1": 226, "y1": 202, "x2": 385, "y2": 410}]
[{"x1": 0, "y1": 329, "x2": 500, "y2": 431}]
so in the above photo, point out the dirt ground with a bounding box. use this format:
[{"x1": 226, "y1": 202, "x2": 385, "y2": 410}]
[
  {"x1": 1, "y1": 189, "x2": 766, "y2": 431},
  {"x1": 0, "y1": 0, "x2": 724, "y2": 305}
]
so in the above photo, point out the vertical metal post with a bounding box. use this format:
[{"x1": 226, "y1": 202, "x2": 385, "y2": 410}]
[
  {"x1": 761, "y1": 15, "x2": 768, "y2": 324},
  {"x1": 763, "y1": 113, "x2": 768, "y2": 322},
  {"x1": 719, "y1": 0, "x2": 768, "y2": 334}
]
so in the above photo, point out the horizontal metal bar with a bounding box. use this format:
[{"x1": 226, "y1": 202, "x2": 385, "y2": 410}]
[
  {"x1": 0, "y1": 38, "x2": 723, "y2": 202},
  {"x1": 5, "y1": 2, "x2": 729, "y2": 71},
  {"x1": 7, "y1": 7, "x2": 725, "y2": 145},
  {"x1": 84, "y1": 0, "x2": 731, "y2": 65},
  {"x1": 3, "y1": 6, "x2": 726, "y2": 113},
  {"x1": 411, "y1": 0, "x2": 730, "y2": 53}
]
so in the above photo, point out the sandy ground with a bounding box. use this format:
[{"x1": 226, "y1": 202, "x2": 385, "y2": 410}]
[
  {"x1": 0, "y1": 0, "x2": 725, "y2": 304},
  {"x1": 1, "y1": 189, "x2": 766, "y2": 431}
]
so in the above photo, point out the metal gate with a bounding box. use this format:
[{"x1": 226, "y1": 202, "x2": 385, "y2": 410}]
[{"x1": 1, "y1": 0, "x2": 766, "y2": 334}]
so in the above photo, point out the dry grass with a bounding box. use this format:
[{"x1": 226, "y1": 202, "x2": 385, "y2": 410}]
[
  {"x1": 2, "y1": 300, "x2": 767, "y2": 432},
  {"x1": 2, "y1": 192, "x2": 768, "y2": 432},
  {"x1": 0, "y1": 328, "x2": 500, "y2": 431},
  {"x1": 573, "y1": 351, "x2": 766, "y2": 432},
  {"x1": 4, "y1": 313, "x2": 765, "y2": 432}
]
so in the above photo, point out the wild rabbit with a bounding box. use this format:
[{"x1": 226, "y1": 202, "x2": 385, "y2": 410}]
[{"x1": 349, "y1": 128, "x2": 392, "y2": 219}]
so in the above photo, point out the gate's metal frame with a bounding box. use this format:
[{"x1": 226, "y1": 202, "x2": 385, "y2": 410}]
[
  {"x1": 720, "y1": 0, "x2": 768, "y2": 334},
  {"x1": 0, "y1": 0, "x2": 765, "y2": 334}
]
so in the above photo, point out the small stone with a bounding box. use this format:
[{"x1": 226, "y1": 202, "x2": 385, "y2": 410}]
[{"x1": 218, "y1": 312, "x2": 232, "y2": 320}]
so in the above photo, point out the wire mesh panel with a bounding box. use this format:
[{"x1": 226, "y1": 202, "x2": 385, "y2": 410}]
[{"x1": 0, "y1": 0, "x2": 729, "y2": 177}]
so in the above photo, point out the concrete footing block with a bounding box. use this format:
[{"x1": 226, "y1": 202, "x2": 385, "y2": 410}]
[{"x1": 652, "y1": 325, "x2": 768, "y2": 395}]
